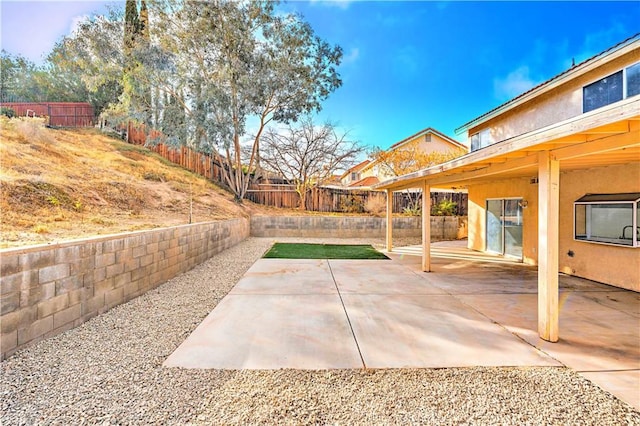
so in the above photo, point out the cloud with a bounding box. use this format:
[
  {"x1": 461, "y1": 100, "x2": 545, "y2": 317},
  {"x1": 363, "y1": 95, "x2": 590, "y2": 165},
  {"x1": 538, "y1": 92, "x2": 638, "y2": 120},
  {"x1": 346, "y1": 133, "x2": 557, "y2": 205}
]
[
  {"x1": 309, "y1": 0, "x2": 352, "y2": 10},
  {"x1": 493, "y1": 66, "x2": 540, "y2": 101},
  {"x1": 342, "y1": 47, "x2": 359, "y2": 65},
  {"x1": 573, "y1": 24, "x2": 629, "y2": 65}
]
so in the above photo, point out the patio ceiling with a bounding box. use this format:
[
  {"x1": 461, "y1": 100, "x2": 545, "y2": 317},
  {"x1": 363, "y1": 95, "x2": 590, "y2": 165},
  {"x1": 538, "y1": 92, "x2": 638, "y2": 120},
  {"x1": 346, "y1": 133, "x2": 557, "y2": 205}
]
[{"x1": 376, "y1": 96, "x2": 640, "y2": 191}]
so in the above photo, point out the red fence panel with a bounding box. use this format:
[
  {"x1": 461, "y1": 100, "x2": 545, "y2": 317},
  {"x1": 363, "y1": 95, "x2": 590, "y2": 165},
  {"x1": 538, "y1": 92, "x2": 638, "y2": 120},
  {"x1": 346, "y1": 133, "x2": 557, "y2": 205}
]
[{"x1": 0, "y1": 102, "x2": 94, "y2": 127}]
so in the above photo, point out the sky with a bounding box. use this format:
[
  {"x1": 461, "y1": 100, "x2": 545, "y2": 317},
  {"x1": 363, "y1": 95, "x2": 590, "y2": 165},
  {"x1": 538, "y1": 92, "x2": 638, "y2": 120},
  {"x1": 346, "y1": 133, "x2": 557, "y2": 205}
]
[{"x1": 1, "y1": 0, "x2": 639, "y2": 151}]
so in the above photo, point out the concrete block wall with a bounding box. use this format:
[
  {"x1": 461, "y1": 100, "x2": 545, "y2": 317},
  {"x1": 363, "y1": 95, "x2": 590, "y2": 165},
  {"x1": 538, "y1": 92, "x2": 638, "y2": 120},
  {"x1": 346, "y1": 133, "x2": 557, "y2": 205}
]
[
  {"x1": 250, "y1": 216, "x2": 468, "y2": 240},
  {"x1": 0, "y1": 218, "x2": 249, "y2": 360}
]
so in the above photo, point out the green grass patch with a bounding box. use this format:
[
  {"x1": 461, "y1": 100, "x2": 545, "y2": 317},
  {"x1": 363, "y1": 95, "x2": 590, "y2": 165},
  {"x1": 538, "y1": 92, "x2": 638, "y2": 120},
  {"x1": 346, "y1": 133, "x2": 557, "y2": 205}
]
[{"x1": 264, "y1": 243, "x2": 389, "y2": 260}]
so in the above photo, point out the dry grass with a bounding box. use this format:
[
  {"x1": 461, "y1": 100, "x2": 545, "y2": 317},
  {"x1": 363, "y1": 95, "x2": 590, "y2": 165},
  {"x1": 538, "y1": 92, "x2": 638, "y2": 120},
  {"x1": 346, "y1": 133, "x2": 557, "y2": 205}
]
[{"x1": 0, "y1": 117, "x2": 255, "y2": 248}]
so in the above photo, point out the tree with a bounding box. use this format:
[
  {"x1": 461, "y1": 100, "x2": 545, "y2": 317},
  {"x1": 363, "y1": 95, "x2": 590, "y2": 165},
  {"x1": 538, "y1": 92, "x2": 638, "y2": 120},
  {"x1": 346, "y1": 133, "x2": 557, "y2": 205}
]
[
  {"x1": 0, "y1": 51, "x2": 46, "y2": 102},
  {"x1": 370, "y1": 141, "x2": 466, "y2": 211},
  {"x1": 150, "y1": 1, "x2": 343, "y2": 201},
  {"x1": 370, "y1": 141, "x2": 465, "y2": 178},
  {"x1": 56, "y1": 1, "x2": 343, "y2": 202},
  {"x1": 45, "y1": 40, "x2": 122, "y2": 116},
  {"x1": 260, "y1": 117, "x2": 363, "y2": 209},
  {"x1": 123, "y1": 0, "x2": 139, "y2": 54}
]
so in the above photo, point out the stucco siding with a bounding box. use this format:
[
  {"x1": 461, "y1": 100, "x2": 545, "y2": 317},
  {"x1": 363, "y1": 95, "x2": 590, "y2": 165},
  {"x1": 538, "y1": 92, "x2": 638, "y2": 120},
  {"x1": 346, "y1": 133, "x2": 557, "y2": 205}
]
[
  {"x1": 467, "y1": 177, "x2": 538, "y2": 265},
  {"x1": 559, "y1": 163, "x2": 640, "y2": 291},
  {"x1": 467, "y1": 162, "x2": 640, "y2": 291},
  {"x1": 468, "y1": 51, "x2": 639, "y2": 144},
  {"x1": 415, "y1": 133, "x2": 464, "y2": 155}
]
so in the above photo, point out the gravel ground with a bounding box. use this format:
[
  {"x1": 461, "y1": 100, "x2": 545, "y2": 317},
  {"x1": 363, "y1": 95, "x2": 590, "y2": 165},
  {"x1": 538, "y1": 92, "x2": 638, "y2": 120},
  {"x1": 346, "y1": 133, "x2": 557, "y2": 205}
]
[{"x1": 2, "y1": 237, "x2": 639, "y2": 425}]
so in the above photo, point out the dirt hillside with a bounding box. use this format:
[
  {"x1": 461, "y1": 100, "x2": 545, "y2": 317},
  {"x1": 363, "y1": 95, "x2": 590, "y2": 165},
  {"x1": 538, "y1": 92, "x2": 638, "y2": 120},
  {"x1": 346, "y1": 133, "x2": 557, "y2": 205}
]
[{"x1": 0, "y1": 117, "x2": 261, "y2": 248}]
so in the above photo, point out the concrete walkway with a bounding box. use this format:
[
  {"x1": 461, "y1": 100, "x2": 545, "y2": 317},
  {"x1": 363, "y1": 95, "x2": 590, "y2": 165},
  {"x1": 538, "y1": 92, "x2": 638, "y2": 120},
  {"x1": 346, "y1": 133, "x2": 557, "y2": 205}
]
[{"x1": 165, "y1": 241, "x2": 639, "y2": 409}]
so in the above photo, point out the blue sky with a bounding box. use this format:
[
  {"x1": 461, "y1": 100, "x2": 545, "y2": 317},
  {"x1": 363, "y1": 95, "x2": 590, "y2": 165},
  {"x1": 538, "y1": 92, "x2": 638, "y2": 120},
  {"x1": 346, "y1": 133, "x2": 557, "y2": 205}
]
[{"x1": 2, "y1": 1, "x2": 639, "y2": 150}]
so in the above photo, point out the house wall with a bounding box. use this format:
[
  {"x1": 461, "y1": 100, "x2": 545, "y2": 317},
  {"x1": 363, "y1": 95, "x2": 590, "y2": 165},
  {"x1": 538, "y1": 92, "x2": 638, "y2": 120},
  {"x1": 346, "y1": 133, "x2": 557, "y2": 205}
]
[
  {"x1": 417, "y1": 132, "x2": 465, "y2": 155},
  {"x1": 467, "y1": 177, "x2": 539, "y2": 265},
  {"x1": 559, "y1": 163, "x2": 640, "y2": 291},
  {"x1": 467, "y1": 162, "x2": 639, "y2": 291},
  {"x1": 467, "y1": 51, "x2": 639, "y2": 144}
]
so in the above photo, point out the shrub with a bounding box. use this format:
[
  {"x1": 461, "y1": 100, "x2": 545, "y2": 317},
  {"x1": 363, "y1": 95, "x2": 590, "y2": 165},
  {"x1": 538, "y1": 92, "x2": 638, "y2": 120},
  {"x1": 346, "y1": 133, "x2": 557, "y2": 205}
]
[
  {"x1": 33, "y1": 224, "x2": 49, "y2": 234},
  {"x1": 403, "y1": 205, "x2": 421, "y2": 216},
  {"x1": 1, "y1": 107, "x2": 15, "y2": 118},
  {"x1": 339, "y1": 194, "x2": 364, "y2": 213},
  {"x1": 143, "y1": 171, "x2": 166, "y2": 182},
  {"x1": 431, "y1": 199, "x2": 457, "y2": 216},
  {"x1": 364, "y1": 194, "x2": 386, "y2": 216}
]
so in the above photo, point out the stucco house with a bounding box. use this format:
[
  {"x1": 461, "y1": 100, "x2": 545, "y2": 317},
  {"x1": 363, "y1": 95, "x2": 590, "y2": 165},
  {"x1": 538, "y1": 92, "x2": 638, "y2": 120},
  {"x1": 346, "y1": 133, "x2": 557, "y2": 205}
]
[
  {"x1": 377, "y1": 34, "x2": 639, "y2": 342},
  {"x1": 339, "y1": 159, "x2": 371, "y2": 187},
  {"x1": 359, "y1": 127, "x2": 468, "y2": 187}
]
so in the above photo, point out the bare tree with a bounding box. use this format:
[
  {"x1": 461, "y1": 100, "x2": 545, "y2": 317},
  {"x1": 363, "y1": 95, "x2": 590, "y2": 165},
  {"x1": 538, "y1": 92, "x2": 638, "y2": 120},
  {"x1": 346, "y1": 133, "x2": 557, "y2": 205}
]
[{"x1": 260, "y1": 117, "x2": 363, "y2": 209}]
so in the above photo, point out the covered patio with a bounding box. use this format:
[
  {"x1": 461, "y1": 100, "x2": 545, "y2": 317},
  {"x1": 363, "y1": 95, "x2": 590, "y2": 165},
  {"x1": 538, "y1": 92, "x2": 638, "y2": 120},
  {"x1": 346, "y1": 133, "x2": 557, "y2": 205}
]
[{"x1": 378, "y1": 96, "x2": 640, "y2": 344}]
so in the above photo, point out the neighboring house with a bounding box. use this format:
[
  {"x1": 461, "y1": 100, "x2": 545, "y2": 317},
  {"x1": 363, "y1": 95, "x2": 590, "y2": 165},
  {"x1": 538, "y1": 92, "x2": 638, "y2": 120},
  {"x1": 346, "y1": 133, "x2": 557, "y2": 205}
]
[
  {"x1": 360, "y1": 127, "x2": 467, "y2": 184},
  {"x1": 346, "y1": 175, "x2": 381, "y2": 189},
  {"x1": 339, "y1": 159, "x2": 371, "y2": 187},
  {"x1": 377, "y1": 34, "x2": 639, "y2": 342}
]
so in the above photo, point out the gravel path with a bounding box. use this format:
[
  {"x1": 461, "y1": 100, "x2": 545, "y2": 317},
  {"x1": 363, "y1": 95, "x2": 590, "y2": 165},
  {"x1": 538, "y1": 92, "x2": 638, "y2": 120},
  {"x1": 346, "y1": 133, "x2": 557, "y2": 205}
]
[{"x1": 2, "y1": 237, "x2": 639, "y2": 425}]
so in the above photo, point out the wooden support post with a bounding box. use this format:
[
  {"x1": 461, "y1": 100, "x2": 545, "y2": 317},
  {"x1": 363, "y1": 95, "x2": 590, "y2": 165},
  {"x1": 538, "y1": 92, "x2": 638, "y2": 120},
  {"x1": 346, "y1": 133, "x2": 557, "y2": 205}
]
[
  {"x1": 422, "y1": 182, "x2": 431, "y2": 272},
  {"x1": 386, "y1": 190, "x2": 393, "y2": 252},
  {"x1": 538, "y1": 151, "x2": 559, "y2": 342}
]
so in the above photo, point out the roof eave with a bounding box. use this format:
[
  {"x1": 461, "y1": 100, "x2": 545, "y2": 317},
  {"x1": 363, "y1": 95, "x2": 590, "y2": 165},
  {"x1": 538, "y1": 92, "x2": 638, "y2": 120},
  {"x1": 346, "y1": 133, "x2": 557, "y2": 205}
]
[
  {"x1": 376, "y1": 96, "x2": 640, "y2": 191},
  {"x1": 454, "y1": 34, "x2": 640, "y2": 136}
]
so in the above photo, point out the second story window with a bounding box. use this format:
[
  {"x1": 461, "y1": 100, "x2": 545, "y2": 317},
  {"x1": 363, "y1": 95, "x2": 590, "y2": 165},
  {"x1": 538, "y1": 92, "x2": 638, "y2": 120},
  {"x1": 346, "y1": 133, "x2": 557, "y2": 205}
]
[
  {"x1": 627, "y1": 62, "x2": 640, "y2": 97},
  {"x1": 583, "y1": 62, "x2": 640, "y2": 113},
  {"x1": 470, "y1": 129, "x2": 492, "y2": 151},
  {"x1": 424, "y1": 134, "x2": 432, "y2": 143}
]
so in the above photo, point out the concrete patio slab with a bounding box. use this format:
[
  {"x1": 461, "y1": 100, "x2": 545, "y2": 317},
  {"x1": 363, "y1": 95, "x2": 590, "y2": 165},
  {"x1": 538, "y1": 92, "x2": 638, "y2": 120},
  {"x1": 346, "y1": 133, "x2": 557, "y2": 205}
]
[
  {"x1": 330, "y1": 260, "x2": 448, "y2": 295},
  {"x1": 230, "y1": 259, "x2": 337, "y2": 295},
  {"x1": 164, "y1": 240, "x2": 639, "y2": 409},
  {"x1": 341, "y1": 294, "x2": 559, "y2": 369},
  {"x1": 456, "y1": 293, "x2": 640, "y2": 372},
  {"x1": 164, "y1": 294, "x2": 362, "y2": 369}
]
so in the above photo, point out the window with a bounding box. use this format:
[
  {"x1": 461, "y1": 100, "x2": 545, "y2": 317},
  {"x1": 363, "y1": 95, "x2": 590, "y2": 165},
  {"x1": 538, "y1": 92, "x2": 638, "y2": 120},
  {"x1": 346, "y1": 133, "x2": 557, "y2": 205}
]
[
  {"x1": 470, "y1": 129, "x2": 492, "y2": 151},
  {"x1": 574, "y1": 193, "x2": 640, "y2": 247},
  {"x1": 583, "y1": 62, "x2": 640, "y2": 113},
  {"x1": 626, "y1": 62, "x2": 640, "y2": 98},
  {"x1": 350, "y1": 172, "x2": 358, "y2": 181},
  {"x1": 424, "y1": 134, "x2": 432, "y2": 143}
]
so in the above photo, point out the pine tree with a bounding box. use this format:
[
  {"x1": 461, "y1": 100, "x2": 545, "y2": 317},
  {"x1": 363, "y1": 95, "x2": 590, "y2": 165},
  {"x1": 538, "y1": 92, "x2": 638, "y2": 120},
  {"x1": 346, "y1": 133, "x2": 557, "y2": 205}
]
[
  {"x1": 139, "y1": 0, "x2": 149, "y2": 40},
  {"x1": 138, "y1": 0, "x2": 152, "y2": 125},
  {"x1": 123, "y1": 0, "x2": 139, "y2": 54}
]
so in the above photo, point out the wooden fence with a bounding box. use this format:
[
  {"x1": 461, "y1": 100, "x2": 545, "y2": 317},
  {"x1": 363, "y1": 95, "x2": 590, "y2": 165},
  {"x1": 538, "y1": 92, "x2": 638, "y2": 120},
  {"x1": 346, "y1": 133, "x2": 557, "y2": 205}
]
[
  {"x1": 246, "y1": 184, "x2": 468, "y2": 215},
  {"x1": 123, "y1": 123, "x2": 468, "y2": 215},
  {"x1": 0, "y1": 102, "x2": 94, "y2": 127},
  {"x1": 126, "y1": 123, "x2": 227, "y2": 183}
]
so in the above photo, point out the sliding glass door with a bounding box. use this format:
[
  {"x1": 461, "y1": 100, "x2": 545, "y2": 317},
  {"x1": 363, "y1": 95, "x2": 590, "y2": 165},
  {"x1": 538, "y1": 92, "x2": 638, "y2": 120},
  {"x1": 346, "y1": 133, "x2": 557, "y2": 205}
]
[{"x1": 486, "y1": 198, "x2": 523, "y2": 259}]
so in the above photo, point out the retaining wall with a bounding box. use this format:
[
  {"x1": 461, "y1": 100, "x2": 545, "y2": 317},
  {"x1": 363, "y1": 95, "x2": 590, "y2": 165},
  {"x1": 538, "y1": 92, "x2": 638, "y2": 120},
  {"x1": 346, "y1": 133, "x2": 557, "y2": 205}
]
[
  {"x1": 250, "y1": 216, "x2": 467, "y2": 240},
  {"x1": 0, "y1": 218, "x2": 249, "y2": 360}
]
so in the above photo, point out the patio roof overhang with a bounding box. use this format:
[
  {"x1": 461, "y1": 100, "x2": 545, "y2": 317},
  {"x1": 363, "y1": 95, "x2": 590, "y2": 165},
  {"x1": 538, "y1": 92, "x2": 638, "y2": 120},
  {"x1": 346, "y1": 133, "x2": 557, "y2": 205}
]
[
  {"x1": 378, "y1": 96, "x2": 640, "y2": 344},
  {"x1": 374, "y1": 96, "x2": 640, "y2": 192}
]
